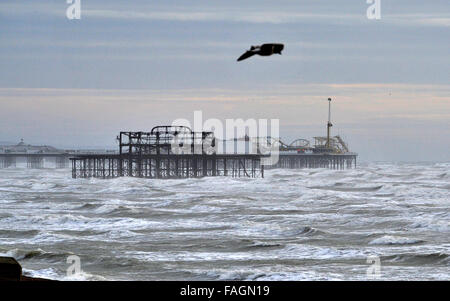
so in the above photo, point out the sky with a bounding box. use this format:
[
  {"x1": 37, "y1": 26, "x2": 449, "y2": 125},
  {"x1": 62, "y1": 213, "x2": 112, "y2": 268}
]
[{"x1": 0, "y1": 0, "x2": 449, "y2": 161}]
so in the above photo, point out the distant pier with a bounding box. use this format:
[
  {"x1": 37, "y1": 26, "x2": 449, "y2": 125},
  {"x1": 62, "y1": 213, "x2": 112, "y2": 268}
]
[
  {"x1": 266, "y1": 135, "x2": 357, "y2": 170},
  {"x1": 0, "y1": 139, "x2": 112, "y2": 169},
  {"x1": 273, "y1": 153, "x2": 357, "y2": 170},
  {"x1": 268, "y1": 97, "x2": 357, "y2": 170},
  {"x1": 0, "y1": 153, "x2": 71, "y2": 169}
]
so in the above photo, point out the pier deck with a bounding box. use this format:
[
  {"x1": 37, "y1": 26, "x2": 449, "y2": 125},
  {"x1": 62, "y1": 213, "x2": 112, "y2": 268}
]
[
  {"x1": 273, "y1": 152, "x2": 357, "y2": 170},
  {"x1": 70, "y1": 153, "x2": 264, "y2": 179}
]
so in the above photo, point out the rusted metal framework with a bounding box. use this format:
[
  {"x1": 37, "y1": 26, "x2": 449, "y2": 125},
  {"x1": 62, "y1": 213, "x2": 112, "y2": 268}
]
[
  {"x1": 71, "y1": 126, "x2": 263, "y2": 179},
  {"x1": 117, "y1": 126, "x2": 216, "y2": 156},
  {"x1": 71, "y1": 154, "x2": 263, "y2": 179}
]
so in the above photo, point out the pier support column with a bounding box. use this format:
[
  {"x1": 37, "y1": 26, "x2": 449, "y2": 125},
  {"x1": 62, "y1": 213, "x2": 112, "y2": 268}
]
[
  {"x1": 202, "y1": 157, "x2": 208, "y2": 177},
  {"x1": 0, "y1": 157, "x2": 16, "y2": 168},
  {"x1": 27, "y1": 157, "x2": 44, "y2": 169},
  {"x1": 55, "y1": 156, "x2": 68, "y2": 169},
  {"x1": 212, "y1": 156, "x2": 217, "y2": 176}
]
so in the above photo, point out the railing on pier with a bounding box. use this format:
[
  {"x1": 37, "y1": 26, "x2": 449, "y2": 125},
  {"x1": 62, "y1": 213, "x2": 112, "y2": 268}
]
[{"x1": 271, "y1": 153, "x2": 357, "y2": 170}]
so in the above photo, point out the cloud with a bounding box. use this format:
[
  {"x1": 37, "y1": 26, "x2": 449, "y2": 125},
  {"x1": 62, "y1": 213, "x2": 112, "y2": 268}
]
[
  {"x1": 386, "y1": 14, "x2": 450, "y2": 27},
  {"x1": 1, "y1": 83, "x2": 448, "y2": 118},
  {"x1": 1, "y1": 1, "x2": 450, "y2": 28},
  {"x1": 416, "y1": 17, "x2": 450, "y2": 27},
  {"x1": 0, "y1": 2, "x2": 359, "y2": 24},
  {"x1": 84, "y1": 9, "x2": 363, "y2": 24}
]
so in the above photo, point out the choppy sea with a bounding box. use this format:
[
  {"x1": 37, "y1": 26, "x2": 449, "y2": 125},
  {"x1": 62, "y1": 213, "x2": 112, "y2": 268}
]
[{"x1": 0, "y1": 162, "x2": 449, "y2": 280}]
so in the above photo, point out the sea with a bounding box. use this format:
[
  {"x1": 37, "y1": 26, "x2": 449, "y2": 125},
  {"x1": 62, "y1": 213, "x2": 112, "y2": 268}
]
[{"x1": 0, "y1": 162, "x2": 449, "y2": 280}]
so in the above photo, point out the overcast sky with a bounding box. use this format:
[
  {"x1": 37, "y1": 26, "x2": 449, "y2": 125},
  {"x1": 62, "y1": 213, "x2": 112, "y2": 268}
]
[{"x1": 0, "y1": 0, "x2": 449, "y2": 161}]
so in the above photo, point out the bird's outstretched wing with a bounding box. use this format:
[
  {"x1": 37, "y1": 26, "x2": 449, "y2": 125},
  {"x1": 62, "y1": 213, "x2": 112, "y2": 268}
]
[{"x1": 237, "y1": 50, "x2": 256, "y2": 61}]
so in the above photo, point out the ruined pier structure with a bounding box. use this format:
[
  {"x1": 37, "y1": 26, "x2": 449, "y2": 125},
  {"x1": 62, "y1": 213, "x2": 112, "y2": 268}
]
[{"x1": 70, "y1": 126, "x2": 264, "y2": 179}]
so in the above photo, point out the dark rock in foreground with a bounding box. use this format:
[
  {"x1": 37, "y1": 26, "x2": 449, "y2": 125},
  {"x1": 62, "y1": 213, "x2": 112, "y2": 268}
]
[{"x1": 0, "y1": 256, "x2": 53, "y2": 281}]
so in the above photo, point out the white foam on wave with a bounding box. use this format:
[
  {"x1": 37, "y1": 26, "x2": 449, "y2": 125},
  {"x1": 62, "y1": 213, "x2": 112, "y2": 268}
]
[
  {"x1": 62, "y1": 271, "x2": 109, "y2": 281},
  {"x1": 410, "y1": 219, "x2": 450, "y2": 232},
  {"x1": 22, "y1": 267, "x2": 60, "y2": 280},
  {"x1": 369, "y1": 235, "x2": 424, "y2": 245},
  {"x1": 3, "y1": 213, "x2": 160, "y2": 233},
  {"x1": 0, "y1": 232, "x2": 70, "y2": 245},
  {"x1": 0, "y1": 248, "x2": 23, "y2": 259},
  {"x1": 190, "y1": 266, "x2": 344, "y2": 281},
  {"x1": 125, "y1": 243, "x2": 365, "y2": 263}
]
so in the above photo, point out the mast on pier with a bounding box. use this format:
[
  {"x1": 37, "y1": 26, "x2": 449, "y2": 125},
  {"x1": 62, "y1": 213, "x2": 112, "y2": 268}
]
[{"x1": 326, "y1": 97, "x2": 333, "y2": 148}]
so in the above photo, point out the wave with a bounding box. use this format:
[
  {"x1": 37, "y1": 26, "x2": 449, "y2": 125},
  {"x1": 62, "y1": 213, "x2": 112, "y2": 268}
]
[
  {"x1": 21, "y1": 267, "x2": 60, "y2": 280},
  {"x1": 196, "y1": 268, "x2": 343, "y2": 281},
  {"x1": 76, "y1": 203, "x2": 102, "y2": 210},
  {"x1": 22, "y1": 267, "x2": 109, "y2": 281},
  {"x1": 0, "y1": 229, "x2": 39, "y2": 238},
  {"x1": 382, "y1": 252, "x2": 449, "y2": 265},
  {"x1": 308, "y1": 185, "x2": 383, "y2": 192},
  {"x1": 244, "y1": 240, "x2": 284, "y2": 249},
  {"x1": 243, "y1": 224, "x2": 324, "y2": 238},
  {"x1": 0, "y1": 248, "x2": 73, "y2": 261},
  {"x1": 369, "y1": 235, "x2": 424, "y2": 245},
  {"x1": 292, "y1": 226, "x2": 321, "y2": 236}
]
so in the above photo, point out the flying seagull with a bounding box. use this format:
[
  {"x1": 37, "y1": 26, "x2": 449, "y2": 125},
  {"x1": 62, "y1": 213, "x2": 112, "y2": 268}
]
[{"x1": 237, "y1": 43, "x2": 284, "y2": 61}]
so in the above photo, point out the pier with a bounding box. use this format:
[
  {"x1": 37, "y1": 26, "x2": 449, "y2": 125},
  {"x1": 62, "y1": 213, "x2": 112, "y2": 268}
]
[
  {"x1": 263, "y1": 134, "x2": 357, "y2": 170},
  {"x1": 70, "y1": 126, "x2": 264, "y2": 179},
  {"x1": 0, "y1": 153, "x2": 71, "y2": 169},
  {"x1": 273, "y1": 153, "x2": 356, "y2": 170},
  {"x1": 267, "y1": 97, "x2": 357, "y2": 170},
  {"x1": 0, "y1": 139, "x2": 111, "y2": 169},
  {"x1": 71, "y1": 153, "x2": 263, "y2": 179}
]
